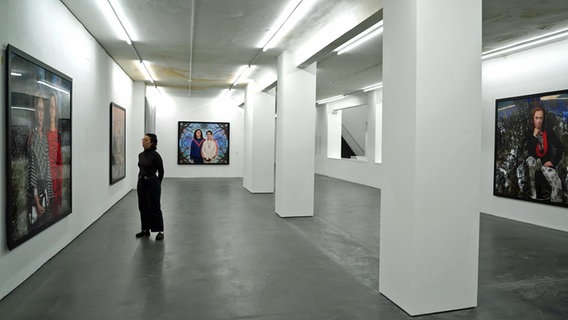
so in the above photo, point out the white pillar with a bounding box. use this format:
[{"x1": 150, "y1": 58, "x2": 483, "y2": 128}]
[
  {"x1": 274, "y1": 51, "x2": 316, "y2": 217},
  {"x1": 379, "y1": 0, "x2": 481, "y2": 316},
  {"x1": 243, "y1": 81, "x2": 276, "y2": 193}
]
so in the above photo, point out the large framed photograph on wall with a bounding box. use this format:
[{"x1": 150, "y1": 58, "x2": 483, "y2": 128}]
[
  {"x1": 110, "y1": 102, "x2": 126, "y2": 184},
  {"x1": 5, "y1": 45, "x2": 73, "y2": 250},
  {"x1": 178, "y1": 121, "x2": 230, "y2": 164},
  {"x1": 494, "y1": 89, "x2": 568, "y2": 208},
  {"x1": 6, "y1": 45, "x2": 73, "y2": 249}
]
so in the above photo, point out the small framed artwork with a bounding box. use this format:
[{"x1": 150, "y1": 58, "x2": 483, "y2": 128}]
[
  {"x1": 178, "y1": 121, "x2": 230, "y2": 164},
  {"x1": 493, "y1": 89, "x2": 568, "y2": 208},
  {"x1": 5, "y1": 45, "x2": 73, "y2": 250},
  {"x1": 110, "y1": 102, "x2": 126, "y2": 184}
]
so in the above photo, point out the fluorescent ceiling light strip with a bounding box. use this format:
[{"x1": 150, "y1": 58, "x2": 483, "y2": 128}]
[
  {"x1": 317, "y1": 95, "x2": 346, "y2": 104},
  {"x1": 362, "y1": 82, "x2": 383, "y2": 92},
  {"x1": 231, "y1": 65, "x2": 252, "y2": 85},
  {"x1": 264, "y1": 0, "x2": 314, "y2": 51},
  {"x1": 335, "y1": 21, "x2": 382, "y2": 51},
  {"x1": 259, "y1": 0, "x2": 304, "y2": 51},
  {"x1": 335, "y1": 21, "x2": 383, "y2": 54},
  {"x1": 333, "y1": 103, "x2": 366, "y2": 112},
  {"x1": 11, "y1": 72, "x2": 22, "y2": 77},
  {"x1": 482, "y1": 27, "x2": 568, "y2": 60},
  {"x1": 100, "y1": 0, "x2": 132, "y2": 44},
  {"x1": 337, "y1": 27, "x2": 383, "y2": 55},
  {"x1": 140, "y1": 61, "x2": 155, "y2": 84},
  {"x1": 108, "y1": 0, "x2": 136, "y2": 41},
  {"x1": 37, "y1": 81, "x2": 70, "y2": 95}
]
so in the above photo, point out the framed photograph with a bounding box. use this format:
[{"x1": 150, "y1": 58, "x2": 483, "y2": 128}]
[
  {"x1": 5, "y1": 45, "x2": 73, "y2": 250},
  {"x1": 493, "y1": 89, "x2": 568, "y2": 208},
  {"x1": 178, "y1": 121, "x2": 230, "y2": 164},
  {"x1": 110, "y1": 102, "x2": 126, "y2": 184}
]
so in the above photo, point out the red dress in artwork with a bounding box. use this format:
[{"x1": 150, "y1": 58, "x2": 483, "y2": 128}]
[{"x1": 47, "y1": 129, "x2": 63, "y2": 215}]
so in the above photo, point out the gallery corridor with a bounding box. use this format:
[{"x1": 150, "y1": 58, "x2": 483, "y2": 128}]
[{"x1": 0, "y1": 176, "x2": 567, "y2": 319}]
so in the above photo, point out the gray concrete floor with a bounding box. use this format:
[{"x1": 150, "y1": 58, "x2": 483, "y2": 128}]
[{"x1": 1, "y1": 175, "x2": 568, "y2": 319}]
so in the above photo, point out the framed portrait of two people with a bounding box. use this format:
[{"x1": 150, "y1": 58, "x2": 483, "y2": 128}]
[
  {"x1": 5, "y1": 45, "x2": 73, "y2": 250},
  {"x1": 178, "y1": 121, "x2": 230, "y2": 165}
]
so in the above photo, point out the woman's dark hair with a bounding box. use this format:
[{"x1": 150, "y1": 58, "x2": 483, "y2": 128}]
[
  {"x1": 206, "y1": 130, "x2": 213, "y2": 135},
  {"x1": 146, "y1": 133, "x2": 158, "y2": 150},
  {"x1": 193, "y1": 129, "x2": 203, "y2": 140}
]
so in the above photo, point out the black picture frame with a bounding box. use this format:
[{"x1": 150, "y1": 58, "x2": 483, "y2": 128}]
[
  {"x1": 493, "y1": 89, "x2": 568, "y2": 208},
  {"x1": 178, "y1": 121, "x2": 230, "y2": 165},
  {"x1": 110, "y1": 102, "x2": 126, "y2": 184},
  {"x1": 5, "y1": 45, "x2": 73, "y2": 250}
]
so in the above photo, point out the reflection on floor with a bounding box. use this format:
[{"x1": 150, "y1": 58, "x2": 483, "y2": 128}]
[{"x1": 0, "y1": 175, "x2": 567, "y2": 319}]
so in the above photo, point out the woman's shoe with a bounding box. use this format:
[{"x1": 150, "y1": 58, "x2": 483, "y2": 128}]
[
  {"x1": 135, "y1": 230, "x2": 150, "y2": 238},
  {"x1": 156, "y1": 232, "x2": 164, "y2": 241}
]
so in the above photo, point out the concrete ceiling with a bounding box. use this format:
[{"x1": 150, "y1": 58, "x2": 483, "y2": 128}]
[{"x1": 60, "y1": 0, "x2": 568, "y2": 101}]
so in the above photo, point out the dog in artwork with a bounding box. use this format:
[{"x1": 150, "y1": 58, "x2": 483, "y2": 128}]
[
  {"x1": 541, "y1": 165, "x2": 563, "y2": 203},
  {"x1": 526, "y1": 156, "x2": 563, "y2": 203}
]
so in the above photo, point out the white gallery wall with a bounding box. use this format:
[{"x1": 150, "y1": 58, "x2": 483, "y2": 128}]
[
  {"x1": 0, "y1": 0, "x2": 142, "y2": 300},
  {"x1": 481, "y1": 39, "x2": 568, "y2": 232},
  {"x1": 154, "y1": 95, "x2": 245, "y2": 178}
]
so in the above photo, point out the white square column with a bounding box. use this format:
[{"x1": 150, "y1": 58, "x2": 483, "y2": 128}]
[
  {"x1": 275, "y1": 52, "x2": 316, "y2": 217},
  {"x1": 379, "y1": 0, "x2": 482, "y2": 316},
  {"x1": 243, "y1": 81, "x2": 276, "y2": 193}
]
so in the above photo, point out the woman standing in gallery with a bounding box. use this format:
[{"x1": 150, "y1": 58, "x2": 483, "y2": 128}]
[
  {"x1": 136, "y1": 133, "x2": 165, "y2": 240},
  {"x1": 190, "y1": 128, "x2": 204, "y2": 164}
]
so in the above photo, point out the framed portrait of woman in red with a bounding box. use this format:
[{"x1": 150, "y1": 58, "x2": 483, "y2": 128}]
[{"x1": 494, "y1": 89, "x2": 568, "y2": 208}]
